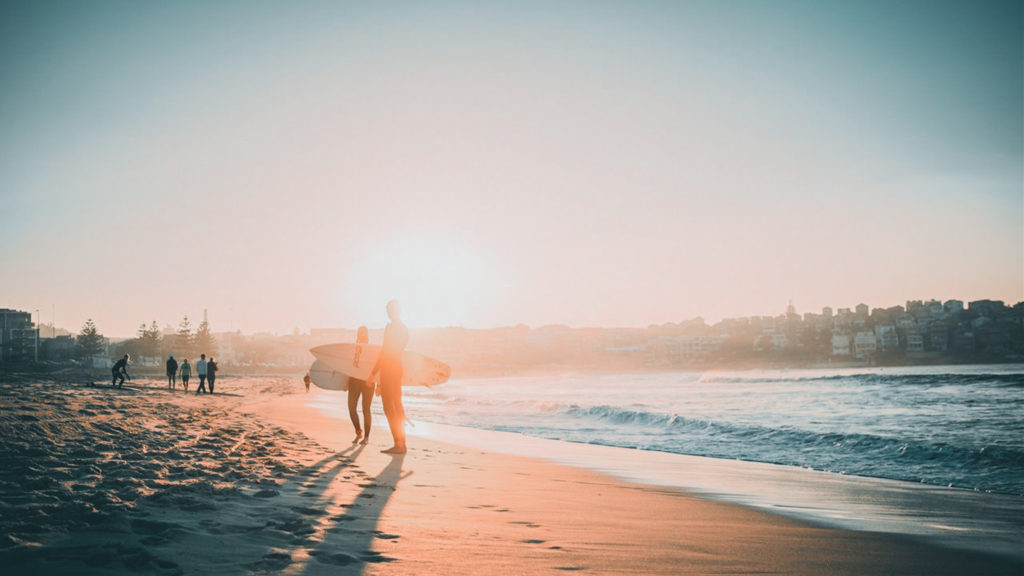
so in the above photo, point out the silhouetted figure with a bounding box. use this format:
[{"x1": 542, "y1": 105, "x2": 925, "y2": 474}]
[
  {"x1": 207, "y1": 357, "x2": 218, "y2": 394},
  {"x1": 368, "y1": 301, "x2": 408, "y2": 454},
  {"x1": 111, "y1": 354, "x2": 130, "y2": 388},
  {"x1": 166, "y1": 355, "x2": 178, "y2": 389},
  {"x1": 348, "y1": 326, "x2": 374, "y2": 445},
  {"x1": 195, "y1": 354, "x2": 208, "y2": 394},
  {"x1": 303, "y1": 372, "x2": 311, "y2": 392},
  {"x1": 180, "y1": 358, "x2": 191, "y2": 392}
]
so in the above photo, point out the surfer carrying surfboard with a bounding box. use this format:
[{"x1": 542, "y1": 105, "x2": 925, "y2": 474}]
[
  {"x1": 348, "y1": 326, "x2": 374, "y2": 445},
  {"x1": 367, "y1": 300, "x2": 409, "y2": 455}
]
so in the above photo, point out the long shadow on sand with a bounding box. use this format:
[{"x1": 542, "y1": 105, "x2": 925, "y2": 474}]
[
  {"x1": 300, "y1": 453, "x2": 409, "y2": 573},
  {"x1": 247, "y1": 444, "x2": 409, "y2": 574}
]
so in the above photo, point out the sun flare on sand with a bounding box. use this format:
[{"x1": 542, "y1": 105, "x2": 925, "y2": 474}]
[{"x1": 339, "y1": 232, "x2": 500, "y2": 328}]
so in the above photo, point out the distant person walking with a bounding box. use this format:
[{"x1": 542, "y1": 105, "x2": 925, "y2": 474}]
[
  {"x1": 348, "y1": 326, "x2": 374, "y2": 445},
  {"x1": 111, "y1": 354, "x2": 130, "y2": 388},
  {"x1": 368, "y1": 300, "x2": 408, "y2": 454},
  {"x1": 207, "y1": 357, "x2": 218, "y2": 394},
  {"x1": 166, "y1": 355, "x2": 178, "y2": 389},
  {"x1": 180, "y1": 358, "x2": 191, "y2": 392},
  {"x1": 303, "y1": 372, "x2": 311, "y2": 393},
  {"x1": 195, "y1": 354, "x2": 208, "y2": 394}
]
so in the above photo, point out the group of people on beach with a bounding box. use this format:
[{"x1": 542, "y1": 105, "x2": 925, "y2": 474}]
[
  {"x1": 165, "y1": 354, "x2": 218, "y2": 394},
  {"x1": 304, "y1": 299, "x2": 409, "y2": 455},
  {"x1": 107, "y1": 352, "x2": 218, "y2": 395}
]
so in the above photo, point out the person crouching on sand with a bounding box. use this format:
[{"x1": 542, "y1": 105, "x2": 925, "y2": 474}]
[
  {"x1": 180, "y1": 359, "x2": 191, "y2": 392},
  {"x1": 111, "y1": 354, "x2": 130, "y2": 388},
  {"x1": 367, "y1": 300, "x2": 408, "y2": 455},
  {"x1": 348, "y1": 326, "x2": 374, "y2": 445}
]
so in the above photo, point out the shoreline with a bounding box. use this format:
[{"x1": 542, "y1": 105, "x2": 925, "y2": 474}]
[
  {"x1": 300, "y1": 389, "x2": 1024, "y2": 562},
  {"x1": 2, "y1": 377, "x2": 1021, "y2": 575}
]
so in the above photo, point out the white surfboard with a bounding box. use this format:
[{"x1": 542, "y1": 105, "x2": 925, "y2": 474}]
[{"x1": 308, "y1": 343, "x2": 451, "y2": 391}]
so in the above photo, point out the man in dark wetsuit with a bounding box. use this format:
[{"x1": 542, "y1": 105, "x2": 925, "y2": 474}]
[
  {"x1": 207, "y1": 357, "x2": 217, "y2": 394},
  {"x1": 367, "y1": 300, "x2": 408, "y2": 454},
  {"x1": 166, "y1": 355, "x2": 178, "y2": 389},
  {"x1": 112, "y1": 354, "x2": 130, "y2": 388}
]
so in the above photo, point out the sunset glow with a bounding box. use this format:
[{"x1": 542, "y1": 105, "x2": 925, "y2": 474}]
[{"x1": 0, "y1": 1, "x2": 1020, "y2": 336}]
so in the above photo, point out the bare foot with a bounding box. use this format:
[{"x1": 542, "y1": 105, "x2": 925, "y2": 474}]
[
  {"x1": 381, "y1": 446, "x2": 406, "y2": 454},
  {"x1": 359, "y1": 438, "x2": 369, "y2": 445},
  {"x1": 352, "y1": 431, "x2": 362, "y2": 444}
]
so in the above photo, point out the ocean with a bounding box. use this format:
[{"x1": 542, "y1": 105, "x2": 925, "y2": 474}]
[{"x1": 402, "y1": 364, "x2": 1024, "y2": 496}]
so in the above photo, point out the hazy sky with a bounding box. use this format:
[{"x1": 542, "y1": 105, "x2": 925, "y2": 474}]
[{"x1": 1, "y1": 0, "x2": 1021, "y2": 337}]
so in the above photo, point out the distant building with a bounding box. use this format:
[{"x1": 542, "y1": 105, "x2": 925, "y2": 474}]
[
  {"x1": 969, "y1": 300, "x2": 1006, "y2": 318},
  {"x1": 40, "y1": 335, "x2": 75, "y2": 362},
  {"x1": 0, "y1": 308, "x2": 38, "y2": 363},
  {"x1": 874, "y1": 325, "x2": 899, "y2": 351},
  {"x1": 905, "y1": 331, "x2": 925, "y2": 353},
  {"x1": 771, "y1": 333, "x2": 788, "y2": 350},
  {"x1": 896, "y1": 315, "x2": 918, "y2": 330},
  {"x1": 831, "y1": 334, "x2": 851, "y2": 356},
  {"x1": 927, "y1": 321, "x2": 949, "y2": 352},
  {"x1": 853, "y1": 331, "x2": 877, "y2": 359},
  {"x1": 944, "y1": 300, "x2": 964, "y2": 314}
]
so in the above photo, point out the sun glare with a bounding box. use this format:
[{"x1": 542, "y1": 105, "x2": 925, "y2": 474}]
[{"x1": 339, "y1": 232, "x2": 499, "y2": 328}]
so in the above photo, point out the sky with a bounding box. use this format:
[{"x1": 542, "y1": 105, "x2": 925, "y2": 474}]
[{"x1": 1, "y1": 0, "x2": 1021, "y2": 337}]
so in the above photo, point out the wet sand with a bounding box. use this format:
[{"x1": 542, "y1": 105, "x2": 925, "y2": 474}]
[{"x1": 0, "y1": 376, "x2": 1020, "y2": 575}]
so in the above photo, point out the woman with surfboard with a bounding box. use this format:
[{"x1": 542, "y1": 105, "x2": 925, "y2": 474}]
[
  {"x1": 348, "y1": 326, "x2": 374, "y2": 445},
  {"x1": 367, "y1": 300, "x2": 409, "y2": 455}
]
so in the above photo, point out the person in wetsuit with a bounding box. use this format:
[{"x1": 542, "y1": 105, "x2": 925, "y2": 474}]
[
  {"x1": 166, "y1": 355, "x2": 178, "y2": 389},
  {"x1": 367, "y1": 300, "x2": 408, "y2": 454},
  {"x1": 111, "y1": 354, "x2": 130, "y2": 388},
  {"x1": 347, "y1": 326, "x2": 374, "y2": 445},
  {"x1": 207, "y1": 357, "x2": 218, "y2": 394}
]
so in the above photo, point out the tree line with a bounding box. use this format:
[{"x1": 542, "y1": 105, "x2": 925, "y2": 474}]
[{"x1": 74, "y1": 316, "x2": 217, "y2": 362}]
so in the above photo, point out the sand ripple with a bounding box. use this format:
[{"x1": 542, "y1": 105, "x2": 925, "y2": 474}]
[{"x1": 0, "y1": 378, "x2": 337, "y2": 574}]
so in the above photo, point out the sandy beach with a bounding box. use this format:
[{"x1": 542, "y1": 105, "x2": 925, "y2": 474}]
[{"x1": 1, "y1": 375, "x2": 1021, "y2": 575}]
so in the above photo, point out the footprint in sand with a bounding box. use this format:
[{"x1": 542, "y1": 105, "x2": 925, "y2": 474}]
[{"x1": 309, "y1": 550, "x2": 359, "y2": 565}]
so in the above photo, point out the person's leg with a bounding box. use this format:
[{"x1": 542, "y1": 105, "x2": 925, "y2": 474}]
[
  {"x1": 360, "y1": 383, "x2": 373, "y2": 444},
  {"x1": 209, "y1": 375, "x2": 215, "y2": 394},
  {"x1": 381, "y1": 368, "x2": 406, "y2": 453},
  {"x1": 183, "y1": 376, "x2": 189, "y2": 392},
  {"x1": 197, "y1": 375, "x2": 206, "y2": 394},
  {"x1": 348, "y1": 386, "x2": 362, "y2": 441},
  {"x1": 392, "y1": 381, "x2": 406, "y2": 448},
  {"x1": 111, "y1": 370, "x2": 118, "y2": 386}
]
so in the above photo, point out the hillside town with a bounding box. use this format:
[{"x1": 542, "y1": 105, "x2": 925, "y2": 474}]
[{"x1": 2, "y1": 299, "x2": 1022, "y2": 376}]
